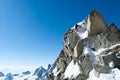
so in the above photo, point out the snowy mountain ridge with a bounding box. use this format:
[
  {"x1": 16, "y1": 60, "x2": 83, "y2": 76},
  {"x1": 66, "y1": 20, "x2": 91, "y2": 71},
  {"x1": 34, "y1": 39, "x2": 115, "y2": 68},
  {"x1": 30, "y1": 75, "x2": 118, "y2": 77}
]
[
  {"x1": 1, "y1": 10, "x2": 120, "y2": 80},
  {"x1": 46, "y1": 10, "x2": 120, "y2": 80},
  {"x1": 0, "y1": 63, "x2": 56, "y2": 80}
]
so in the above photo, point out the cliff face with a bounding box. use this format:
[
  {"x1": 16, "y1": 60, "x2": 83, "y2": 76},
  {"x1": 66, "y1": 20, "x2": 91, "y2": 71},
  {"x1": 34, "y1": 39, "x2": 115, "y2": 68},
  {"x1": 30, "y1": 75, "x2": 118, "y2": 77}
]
[{"x1": 46, "y1": 10, "x2": 120, "y2": 80}]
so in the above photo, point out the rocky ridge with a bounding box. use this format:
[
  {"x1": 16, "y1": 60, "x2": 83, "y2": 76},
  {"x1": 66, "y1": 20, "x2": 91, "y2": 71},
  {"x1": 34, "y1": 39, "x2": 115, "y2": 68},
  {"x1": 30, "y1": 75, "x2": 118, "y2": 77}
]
[{"x1": 46, "y1": 10, "x2": 120, "y2": 80}]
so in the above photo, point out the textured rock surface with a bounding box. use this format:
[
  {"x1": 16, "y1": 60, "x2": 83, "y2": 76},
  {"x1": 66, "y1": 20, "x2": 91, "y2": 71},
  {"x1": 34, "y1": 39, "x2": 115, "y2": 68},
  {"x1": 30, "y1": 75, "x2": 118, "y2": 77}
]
[
  {"x1": 89, "y1": 10, "x2": 107, "y2": 36},
  {"x1": 46, "y1": 10, "x2": 120, "y2": 80},
  {"x1": 93, "y1": 64, "x2": 112, "y2": 77},
  {"x1": 98, "y1": 45, "x2": 120, "y2": 68},
  {"x1": 81, "y1": 54, "x2": 93, "y2": 75}
]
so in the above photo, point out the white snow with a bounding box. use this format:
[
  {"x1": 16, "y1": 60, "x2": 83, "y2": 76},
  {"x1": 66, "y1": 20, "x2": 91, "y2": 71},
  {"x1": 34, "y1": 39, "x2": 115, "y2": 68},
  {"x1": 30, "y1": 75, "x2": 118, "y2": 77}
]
[
  {"x1": 71, "y1": 16, "x2": 91, "y2": 39},
  {"x1": 82, "y1": 44, "x2": 120, "y2": 66},
  {"x1": 88, "y1": 68, "x2": 120, "y2": 80},
  {"x1": 0, "y1": 65, "x2": 47, "y2": 80},
  {"x1": 71, "y1": 18, "x2": 89, "y2": 39},
  {"x1": 0, "y1": 65, "x2": 35, "y2": 74},
  {"x1": 64, "y1": 59, "x2": 80, "y2": 79},
  {"x1": 96, "y1": 43, "x2": 120, "y2": 56},
  {"x1": 76, "y1": 20, "x2": 88, "y2": 39},
  {"x1": 87, "y1": 69, "x2": 100, "y2": 80},
  {"x1": 109, "y1": 61, "x2": 115, "y2": 68},
  {"x1": 0, "y1": 73, "x2": 38, "y2": 80},
  {"x1": 13, "y1": 74, "x2": 38, "y2": 80},
  {"x1": 83, "y1": 46, "x2": 98, "y2": 64},
  {"x1": 76, "y1": 30, "x2": 88, "y2": 39},
  {"x1": 71, "y1": 25, "x2": 75, "y2": 29},
  {"x1": 53, "y1": 67, "x2": 60, "y2": 77}
]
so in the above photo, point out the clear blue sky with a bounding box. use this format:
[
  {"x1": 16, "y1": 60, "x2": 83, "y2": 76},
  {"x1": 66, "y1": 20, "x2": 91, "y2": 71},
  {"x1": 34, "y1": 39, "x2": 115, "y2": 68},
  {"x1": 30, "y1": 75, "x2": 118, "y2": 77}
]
[{"x1": 0, "y1": 0, "x2": 120, "y2": 69}]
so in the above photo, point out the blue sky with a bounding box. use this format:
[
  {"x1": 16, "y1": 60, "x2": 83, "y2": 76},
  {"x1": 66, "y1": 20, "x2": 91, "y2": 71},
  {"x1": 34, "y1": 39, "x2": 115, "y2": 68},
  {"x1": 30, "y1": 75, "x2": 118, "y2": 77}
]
[{"x1": 0, "y1": 0, "x2": 120, "y2": 71}]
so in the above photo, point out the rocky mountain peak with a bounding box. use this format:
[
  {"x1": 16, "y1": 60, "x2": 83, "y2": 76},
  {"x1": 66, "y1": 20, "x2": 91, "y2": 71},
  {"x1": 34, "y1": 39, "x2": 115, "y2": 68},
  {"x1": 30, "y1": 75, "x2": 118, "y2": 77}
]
[
  {"x1": 46, "y1": 10, "x2": 120, "y2": 80},
  {"x1": 89, "y1": 10, "x2": 107, "y2": 36},
  {"x1": 71, "y1": 10, "x2": 107, "y2": 40}
]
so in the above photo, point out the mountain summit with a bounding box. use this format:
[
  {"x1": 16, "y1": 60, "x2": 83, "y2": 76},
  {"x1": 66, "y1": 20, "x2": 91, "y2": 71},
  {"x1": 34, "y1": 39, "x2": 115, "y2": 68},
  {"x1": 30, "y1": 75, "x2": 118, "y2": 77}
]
[
  {"x1": 72, "y1": 10, "x2": 107, "y2": 39},
  {"x1": 1, "y1": 10, "x2": 120, "y2": 80},
  {"x1": 46, "y1": 10, "x2": 120, "y2": 80}
]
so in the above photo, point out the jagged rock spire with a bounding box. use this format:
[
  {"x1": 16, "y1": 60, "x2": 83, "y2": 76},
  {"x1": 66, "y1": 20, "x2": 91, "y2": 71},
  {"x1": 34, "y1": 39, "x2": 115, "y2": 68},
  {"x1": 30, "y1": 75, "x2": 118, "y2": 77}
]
[{"x1": 89, "y1": 10, "x2": 107, "y2": 36}]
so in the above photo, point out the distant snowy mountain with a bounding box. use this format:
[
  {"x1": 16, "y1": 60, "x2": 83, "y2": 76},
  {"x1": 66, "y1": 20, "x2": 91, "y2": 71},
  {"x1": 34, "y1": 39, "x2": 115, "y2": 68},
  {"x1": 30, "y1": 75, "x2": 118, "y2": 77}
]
[
  {"x1": 4, "y1": 73, "x2": 13, "y2": 80},
  {"x1": 0, "y1": 64, "x2": 56, "y2": 80},
  {"x1": 0, "y1": 68, "x2": 42, "y2": 80},
  {"x1": 33, "y1": 66, "x2": 47, "y2": 78},
  {"x1": 0, "y1": 72, "x2": 5, "y2": 77},
  {"x1": 22, "y1": 71, "x2": 31, "y2": 75}
]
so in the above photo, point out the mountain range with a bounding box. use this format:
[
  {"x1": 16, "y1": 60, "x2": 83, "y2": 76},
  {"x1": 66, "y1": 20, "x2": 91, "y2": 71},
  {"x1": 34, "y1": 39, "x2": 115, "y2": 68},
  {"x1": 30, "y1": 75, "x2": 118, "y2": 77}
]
[{"x1": 1, "y1": 10, "x2": 120, "y2": 80}]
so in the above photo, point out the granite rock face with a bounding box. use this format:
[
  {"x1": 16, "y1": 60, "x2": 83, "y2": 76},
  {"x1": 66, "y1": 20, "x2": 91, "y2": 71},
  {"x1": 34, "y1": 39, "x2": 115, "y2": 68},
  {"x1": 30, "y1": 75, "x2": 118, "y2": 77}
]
[
  {"x1": 89, "y1": 10, "x2": 107, "y2": 36},
  {"x1": 46, "y1": 10, "x2": 120, "y2": 80}
]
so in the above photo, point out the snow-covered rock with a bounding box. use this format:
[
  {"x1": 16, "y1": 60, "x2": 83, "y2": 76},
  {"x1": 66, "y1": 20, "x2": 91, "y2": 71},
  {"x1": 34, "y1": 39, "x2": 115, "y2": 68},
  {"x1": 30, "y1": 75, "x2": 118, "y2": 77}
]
[
  {"x1": 47, "y1": 10, "x2": 120, "y2": 80},
  {"x1": 64, "y1": 59, "x2": 80, "y2": 79},
  {"x1": 88, "y1": 68, "x2": 120, "y2": 80},
  {"x1": 1, "y1": 10, "x2": 120, "y2": 80},
  {"x1": 71, "y1": 10, "x2": 107, "y2": 39}
]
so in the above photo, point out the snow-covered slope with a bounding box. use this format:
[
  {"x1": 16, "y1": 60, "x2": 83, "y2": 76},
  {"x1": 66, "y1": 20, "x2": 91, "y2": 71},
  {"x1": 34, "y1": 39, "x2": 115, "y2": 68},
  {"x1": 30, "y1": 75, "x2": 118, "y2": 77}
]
[
  {"x1": 88, "y1": 68, "x2": 120, "y2": 80},
  {"x1": 64, "y1": 59, "x2": 80, "y2": 79},
  {"x1": 72, "y1": 19, "x2": 89, "y2": 39}
]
